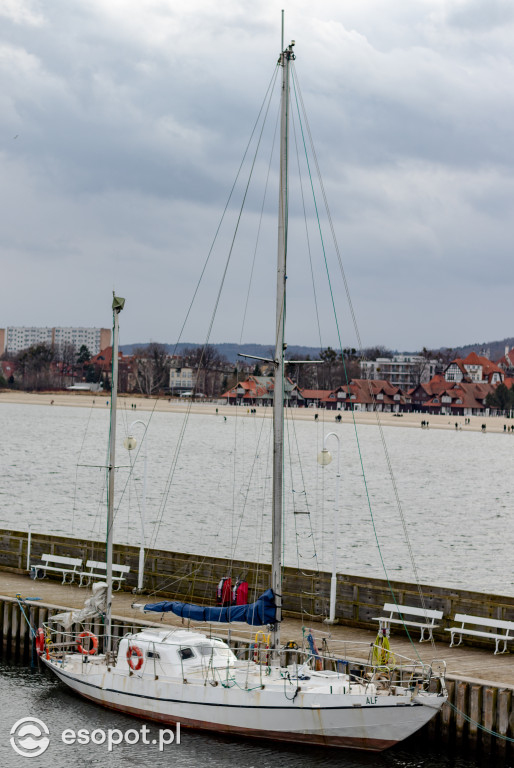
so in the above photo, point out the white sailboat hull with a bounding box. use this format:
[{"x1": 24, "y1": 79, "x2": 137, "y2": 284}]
[{"x1": 43, "y1": 657, "x2": 444, "y2": 751}]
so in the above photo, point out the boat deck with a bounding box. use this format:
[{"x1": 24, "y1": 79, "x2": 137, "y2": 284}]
[{"x1": 2, "y1": 571, "x2": 513, "y2": 688}]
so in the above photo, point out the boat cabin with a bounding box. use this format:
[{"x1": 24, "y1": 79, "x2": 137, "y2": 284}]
[{"x1": 115, "y1": 628, "x2": 236, "y2": 674}]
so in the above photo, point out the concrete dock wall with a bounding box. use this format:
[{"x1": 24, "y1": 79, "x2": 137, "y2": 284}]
[{"x1": 2, "y1": 528, "x2": 514, "y2": 651}]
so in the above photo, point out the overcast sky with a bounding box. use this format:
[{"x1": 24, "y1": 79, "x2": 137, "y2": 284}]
[{"x1": 1, "y1": 0, "x2": 514, "y2": 353}]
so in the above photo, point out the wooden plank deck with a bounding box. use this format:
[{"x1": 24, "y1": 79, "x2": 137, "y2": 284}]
[{"x1": 3, "y1": 571, "x2": 514, "y2": 687}]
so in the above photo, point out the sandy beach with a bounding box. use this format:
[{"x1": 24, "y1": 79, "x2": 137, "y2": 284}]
[{"x1": 0, "y1": 389, "x2": 511, "y2": 433}]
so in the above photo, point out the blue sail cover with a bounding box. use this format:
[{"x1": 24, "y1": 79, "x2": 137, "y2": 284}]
[{"x1": 142, "y1": 588, "x2": 276, "y2": 626}]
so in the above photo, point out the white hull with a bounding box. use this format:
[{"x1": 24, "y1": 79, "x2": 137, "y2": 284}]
[{"x1": 43, "y1": 656, "x2": 444, "y2": 751}]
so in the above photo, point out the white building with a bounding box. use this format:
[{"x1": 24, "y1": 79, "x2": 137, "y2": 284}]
[
  {"x1": 360, "y1": 354, "x2": 437, "y2": 390},
  {"x1": 169, "y1": 364, "x2": 196, "y2": 394},
  {"x1": 0, "y1": 327, "x2": 110, "y2": 356}
]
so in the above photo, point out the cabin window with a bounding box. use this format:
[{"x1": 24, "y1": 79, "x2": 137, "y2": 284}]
[
  {"x1": 178, "y1": 647, "x2": 195, "y2": 660},
  {"x1": 146, "y1": 650, "x2": 160, "y2": 659}
]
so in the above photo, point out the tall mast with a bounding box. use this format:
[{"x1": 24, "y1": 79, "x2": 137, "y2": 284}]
[
  {"x1": 271, "y1": 38, "x2": 295, "y2": 660},
  {"x1": 105, "y1": 293, "x2": 125, "y2": 654}
]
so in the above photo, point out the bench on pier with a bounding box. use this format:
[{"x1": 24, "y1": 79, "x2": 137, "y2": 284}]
[
  {"x1": 30, "y1": 553, "x2": 83, "y2": 584},
  {"x1": 445, "y1": 614, "x2": 514, "y2": 654},
  {"x1": 373, "y1": 603, "x2": 443, "y2": 642},
  {"x1": 79, "y1": 560, "x2": 130, "y2": 590}
]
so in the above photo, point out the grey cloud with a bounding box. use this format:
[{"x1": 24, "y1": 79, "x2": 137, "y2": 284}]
[{"x1": 1, "y1": 1, "x2": 514, "y2": 350}]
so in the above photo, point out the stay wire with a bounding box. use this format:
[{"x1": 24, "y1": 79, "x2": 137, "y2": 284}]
[
  {"x1": 291, "y1": 64, "x2": 427, "y2": 660},
  {"x1": 145, "y1": 66, "x2": 280, "y2": 590},
  {"x1": 290, "y1": 91, "x2": 323, "y2": 352},
  {"x1": 174, "y1": 64, "x2": 279, "y2": 361}
]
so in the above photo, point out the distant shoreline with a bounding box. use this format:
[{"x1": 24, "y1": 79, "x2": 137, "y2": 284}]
[{"x1": 0, "y1": 390, "x2": 512, "y2": 433}]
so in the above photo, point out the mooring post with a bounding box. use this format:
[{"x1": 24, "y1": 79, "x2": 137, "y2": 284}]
[
  {"x1": 497, "y1": 688, "x2": 511, "y2": 751},
  {"x1": 441, "y1": 680, "x2": 455, "y2": 739},
  {"x1": 455, "y1": 680, "x2": 468, "y2": 740},
  {"x1": 26, "y1": 525, "x2": 32, "y2": 572},
  {"x1": 482, "y1": 686, "x2": 497, "y2": 751},
  {"x1": 469, "y1": 684, "x2": 483, "y2": 747},
  {"x1": 4, "y1": 602, "x2": 13, "y2": 660}
]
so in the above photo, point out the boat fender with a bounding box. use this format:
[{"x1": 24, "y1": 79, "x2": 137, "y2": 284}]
[
  {"x1": 127, "y1": 644, "x2": 144, "y2": 671},
  {"x1": 77, "y1": 631, "x2": 99, "y2": 655},
  {"x1": 35, "y1": 627, "x2": 45, "y2": 655}
]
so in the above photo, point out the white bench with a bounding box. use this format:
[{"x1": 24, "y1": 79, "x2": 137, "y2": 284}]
[
  {"x1": 373, "y1": 602, "x2": 443, "y2": 642},
  {"x1": 446, "y1": 614, "x2": 514, "y2": 654},
  {"x1": 30, "y1": 553, "x2": 83, "y2": 584},
  {"x1": 79, "y1": 560, "x2": 130, "y2": 590}
]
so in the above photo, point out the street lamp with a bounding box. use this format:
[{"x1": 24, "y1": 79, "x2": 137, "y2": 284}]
[
  {"x1": 124, "y1": 420, "x2": 148, "y2": 593},
  {"x1": 317, "y1": 432, "x2": 341, "y2": 624}
]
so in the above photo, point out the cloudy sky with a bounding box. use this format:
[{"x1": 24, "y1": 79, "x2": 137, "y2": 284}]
[{"x1": 1, "y1": 0, "x2": 514, "y2": 352}]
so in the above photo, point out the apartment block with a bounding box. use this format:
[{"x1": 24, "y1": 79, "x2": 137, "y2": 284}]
[
  {"x1": 360, "y1": 354, "x2": 437, "y2": 390},
  {"x1": 0, "y1": 327, "x2": 111, "y2": 356}
]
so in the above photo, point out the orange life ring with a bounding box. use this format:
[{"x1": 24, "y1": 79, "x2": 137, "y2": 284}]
[
  {"x1": 77, "y1": 631, "x2": 99, "y2": 655},
  {"x1": 35, "y1": 627, "x2": 45, "y2": 655},
  {"x1": 127, "y1": 644, "x2": 144, "y2": 671}
]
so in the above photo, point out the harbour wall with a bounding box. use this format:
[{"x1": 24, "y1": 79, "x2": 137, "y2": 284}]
[{"x1": 2, "y1": 528, "x2": 514, "y2": 649}]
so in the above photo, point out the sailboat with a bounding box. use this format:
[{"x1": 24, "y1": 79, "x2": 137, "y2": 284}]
[{"x1": 38, "y1": 37, "x2": 447, "y2": 751}]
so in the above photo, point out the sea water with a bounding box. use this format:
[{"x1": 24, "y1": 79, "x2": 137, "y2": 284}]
[
  {"x1": 1, "y1": 402, "x2": 513, "y2": 766},
  {"x1": 0, "y1": 401, "x2": 512, "y2": 595},
  {"x1": 0, "y1": 661, "x2": 503, "y2": 768}
]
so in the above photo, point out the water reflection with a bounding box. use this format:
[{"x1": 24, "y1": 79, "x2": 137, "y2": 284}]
[{"x1": 0, "y1": 662, "x2": 507, "y2": 768}]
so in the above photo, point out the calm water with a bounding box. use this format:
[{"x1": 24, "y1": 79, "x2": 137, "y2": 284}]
[
  {"x1": 0, "y1": 661, "x2": 506, "y2": 768},
  {"x1": 0, "y1": 401, "x2": 513, "y2": 594}
]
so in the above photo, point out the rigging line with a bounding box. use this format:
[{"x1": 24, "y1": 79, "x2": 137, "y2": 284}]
[
  {"x1": 110, "y1": 414, "x2": 146, "y2": 529},
  {"x1": 252, "y1": 419, "x2": 273, "y2": 600},
  {"x1": 239, "y1": 93, "x2": 281, "y2": 346},
  {"x1": 231, "y1": 412, "x2": 239, "y2": 557},
  {"x1": 286, "y1": 407, "x2": 321, "y2": 575},
  {"x1": 198, "y1": 69, "x2": 279, "y2": 380},
  {"x1": 292, "y1": 66, "x2": 433, "y2": 645},
  {"x1": 125, "y1": 70, "x2": 281, "y2": 554},
  {"x1": 71, "y1": 400, "x2": 95, "y2": 537},
  {"x1": 446, "y1": 701, "x2": 514, "y2": 743},
  {"x1": 229, "y1": 412, "x2": 269, "y2": 564},
  {"x1": 172, "y1": 64, "x2": 279, "y2": 360},
  {"x1": 290, "y1": 89, "x2": 323, "y2": 352},
  {"x1": 285, "y1": 414, "x2": 300, "y2": 572},
  {"x1": 292, "y1": 66, "x2": 428, "y2": 660},
  {"x1": 144, "y1": 400, "x2": 192, "y2": 562},
  {"x1": 87, "y1": 469, "x2": 109, "y2": 543}
]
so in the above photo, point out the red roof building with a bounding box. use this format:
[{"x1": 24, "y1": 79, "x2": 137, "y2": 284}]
[
  {"x1": 445, "y1": 352, "x2": 504, "y2": 385},
  {"x1": 221, "y1": 375, "x2": 300, "y2": 406}
]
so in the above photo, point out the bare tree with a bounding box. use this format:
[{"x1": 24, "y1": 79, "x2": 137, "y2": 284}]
[
  {"x1": 57, "y1": 343, "x2": 76, "y2": 387},
  {"x1": 16, "y1": 344, "x2": 56, "y2": 390},
  {"x1": 182, "y1": 345, "x2": 229, "y2": 397},
  {"x1": 133, "y1": 343, "x2": 171, "y2": 396}
]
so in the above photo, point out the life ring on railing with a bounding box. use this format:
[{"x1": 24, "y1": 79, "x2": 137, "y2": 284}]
[
  {"x1": 127, "y1": 644, "x2": 144, "y2": 671},
  {"x1": 77, "y1": 631, "x2": 99, "y2": 655},
  {"x1": 35, "y1": 627, "x2": 45, "y2": 655}
]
